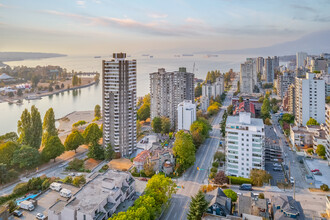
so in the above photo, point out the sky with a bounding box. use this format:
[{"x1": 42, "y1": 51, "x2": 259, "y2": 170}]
[{"x1": 0, "y1": 0, "x2": 330, "y2": 55}]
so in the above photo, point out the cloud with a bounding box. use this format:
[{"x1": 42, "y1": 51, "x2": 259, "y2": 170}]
[
  {"x1": 148, "y1": 13, "x2": 168, "y2": 19},
  {"x1": 290, "y1": 4, "x2": 317, "y2": 12},
  {"x1": 185, "y1": 17, "x2": 204, "y2": 24},
  {"x1": 76, "y1": 1, "x2": 85, "y2": 7}
]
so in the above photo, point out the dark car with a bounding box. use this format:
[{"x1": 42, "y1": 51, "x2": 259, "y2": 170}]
[
  {"x1": 239, "y1": 184, "x2": 252, "y2": 191},
  {"x1": 13, "y1": 210, "x2": 23, "y2": 217},
  {"x1": 273, "y1": 167, "x2": 282, "y2": 171}
]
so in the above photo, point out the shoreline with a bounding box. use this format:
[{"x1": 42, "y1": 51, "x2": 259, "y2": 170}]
[{"x1": 0, "y1": 81, "x2": 97, "y2": 104}]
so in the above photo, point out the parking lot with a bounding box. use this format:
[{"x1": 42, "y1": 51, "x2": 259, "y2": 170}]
[
  {"x1": 305, "y1": 159, "x2": 330, "y2": 188},
  {"x1": 265, "y1": 161, "x2": 285, "y2": 186},
  {"x1": 10, "y1": 183, "x2": 79, "y2": 220}
]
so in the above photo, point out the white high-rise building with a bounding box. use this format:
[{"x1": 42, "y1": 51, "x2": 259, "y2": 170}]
[
  {"x1": 225, "y1": 112, "x2": 265, "y2": 178},
  {"x1": 296, "y1": 52, "x2": 307, "y2": 68},
  {"x1": 177, "y1": 100, "x2": 196, "y2": 131},
  {"x1": 240, "y1": 59, "x2": 256, "y2": 94},
  {"x1": 264, "y1": 57, "x2": 274, "y2": 83},
  {"x1": 295, "y1": 73, "x2": 325, "y2": 126},
  {"x1": 102, "y1": 53, "x2": 137, "y2": 157},
  {"x1": 202, "y1": 76, "x2": 225, "y2": 99}
]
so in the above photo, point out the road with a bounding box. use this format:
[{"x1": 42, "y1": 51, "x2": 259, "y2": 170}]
[
  {"x1": 160, "y1": 79, "x2": 236, "y2": 220},
  {"x1": 0, "y1": 152, "x2": 87, "y2": 196}
]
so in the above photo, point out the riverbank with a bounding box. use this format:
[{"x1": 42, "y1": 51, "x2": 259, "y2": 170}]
[{"x1": 0, "y1": 79, "x2": 97, "y2": 104}]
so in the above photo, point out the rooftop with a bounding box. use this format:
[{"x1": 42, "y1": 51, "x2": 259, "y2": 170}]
[
  {"x1": 133, "y1": 150, "x2": 150, "y2": 163},
  {"x1": 226, "y1": 113, "x2": 264, "y2": 127}
]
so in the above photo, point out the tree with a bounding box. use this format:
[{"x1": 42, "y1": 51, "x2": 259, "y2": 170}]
[
  {"x1": 239, "y1": 96, "x2": 243, "y2": 102},
  {"x1": 214, "y1": 151, "x2": 226, "y2": 162},
  {"x1": 31, "y1": 75, "x2": 40, "y2": 88},
  {"x1": 12, "y1": 145, "x2": 40, "y2": 169},
  {"x1": 250, "y1": 169, "x2": 272, "y2": 186},
  {"x1": 72, "y1": 74, "x2": 79, "y2": 86},
  {"x1": 161, "y1": 116, "x2": 171, "y2": 134},
  {"x1": 282, "y1": 113, "x2": 294, "y2": 124},
  {"x1": 42, "y1": 136, "x2": 65, "y2": 162},
  {"x1": 42, "y1": 108, "x2": 57, "y2": 146},
  {"x1": 258, "y1": 193, "x2": 265, "y2": 199},
  {"x1": 83, "y1": 123, "x2": 102, "y2": 145},
  {"x1": 94, "y1": 104, "x2": 101, "y2": 118},
  {"x1": 173, "y1": 130, "x2": 196, "y2": 171},
  {"x1": 64, "y1": 130, "x2": 84, "y2": 152},
  {"x1": 227, "y1": 105, "x2": 233, "y2": 115},
  {"x1": 214, "y1": 171, "x2": 228, "y2": 185},
  {"x1": 195, "y1": 83, "x2": 202, "y2": 98},
  {"x1": 0, "y1": 163, "x2": 7, "y2": 184},
  {"x1": 87, "y1": 144, "x2": 104, "y2": 160},
  {"x1": 137, "y1": 103, "x2": 150, "y2": 121},
  {"x1": 143, "y1": 162, "x2": 155, "y2": 177},
  {"x1": 67, "y1": 158, "x2": 84, "y2": 171},
  {"x1": 17, "y1": 108, "x2": 32, "y2": 146},
  {"x1": 306, "y1": 117, "x2": 319, "y2": 126},
  {"x1": 223, "y1": 189, "x2": 237, "y2": 202},
  {"x1": 207, "y1": 104, "x2": 219, "y2": 116},
  {"x1": 265, "y1": 118, "x2": 272, "y2": 125},
  {"x1": 316, "y1": 144, "x2": 326, "y2": 156},
  {"x1": 326, "y1": 96, "x2": 330, "y2": 104},
  {"x1": 320, "y1": 184, "x2": 329, "y2": 191},
  {"x1": 30, "y1": 105, "x2": 42, "y2": 149},
  {"x1": 17, "y1": 89, "x2": 23, "y2": 96},
  {"x1": 104, "y1": 143, "x2": 115, "y2": 160},
  {"x1": 187, "y1": 190, "x2": 209, "y2": 220},
  {"x1": 145, "y1": 174, "x2": 177, "y2": 207},
  {"x1": 261, "y1": 97, "x2": 270, "y2": 119},
  {"x1": 8, "y1": 92, "x2": 14, "y2": 97},
  {"x1": 151, "y1": 117, "x2": 162, "y2": 133},
  {"x1": 0, "y1": 141, "x2": 19, "y2": 166},
  {"x1": 190, "y1": 119, "x2": 211, "y2": 147}
]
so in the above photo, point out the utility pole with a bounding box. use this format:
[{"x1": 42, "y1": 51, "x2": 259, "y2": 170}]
[{"x1": 293, "y1": 177, "x2": 296, "y2": 200}]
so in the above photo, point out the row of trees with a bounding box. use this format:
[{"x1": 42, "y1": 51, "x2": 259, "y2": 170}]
[
  {"x1": 190, "y1": 118, "x2": 212, "y2": 147},
  {"x1": 110, "y1": 174, "x2": 177, "y2": 219},
  {"x1": 151, "y1": 116, "x2": 171, "y2": 134}
]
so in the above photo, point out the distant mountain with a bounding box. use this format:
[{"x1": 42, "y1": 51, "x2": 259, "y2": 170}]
[
  {"x1": 205, "y1": 29, "x2": 330, "y2": 56},
  {"x1": 0, "y1": 52, "x2": 66, "y2": 62}
]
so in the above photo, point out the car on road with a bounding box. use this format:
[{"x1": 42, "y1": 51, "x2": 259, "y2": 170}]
[
  {"x1": 239, "y1": 184, "x2": 252, "y2": 191},
  {"x1": 36, "y1": 213, "x2": 46, "y2": 220},
  {"x1": 311, "y1": 169, "x2": 320, "y2": 172},
  {"x1": 273, "y1": 167, "x2": 282, "y2": 171},
  {"x1": 314, "y1": 171, "x2": 322, "y2": 176},
  {"x1": 68, "y1": 172, "x2": 75, "y2": 177},
  {"x1": 290, "y1": 177, "x2": 295, "y2": 185},
  {"x1": 13, "y1": 210, "x2": 23, "y2": 217},
  {"x1": 273, "y1": 163, "x2": 281, "y2": 167}
]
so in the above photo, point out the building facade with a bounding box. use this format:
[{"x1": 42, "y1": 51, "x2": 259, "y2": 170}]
[
  {"x1": 225, "y1": 112, "x2": 265, "y2": 178},
  {"x1": 294, "y1": 73, "x2": 325, "y2": 126},
  {"x1": 202, "y1": 76, "x2": 225, "y2": 99},
  {"x1": 150, "y1": 67, "x2": 194, "y2": 128},
  {"x1": 177, "y1": 100, "x2": 196, "y2": 131},
  {"x1": 264, "y1": 57, "x2": 274, "y2": 83},
  {"x1": 296, "y1": 52, "x2": 307, "y2": 68},
  {"x1": 326, "y1": 104, "x2": 330, "y2": 164},
  {"x1": 277, "y1": 72, "x2": 294, "y2": 99},
  {"x1": 102, "y1": 53, "x2": 137, "y2": 157},
  {"x1": 240, "y1": 59, "x2": 256, "y2": 94},
  {"x1": 256, "y1": 57, "x2": 264, "y2": 75}
]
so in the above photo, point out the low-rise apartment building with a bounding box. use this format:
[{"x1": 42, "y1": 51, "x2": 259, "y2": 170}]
[
  {"x1": 225, "y1": 112, "x2": 265, "y2": 178},
  {"x1": 48, "y1": 170, "x2": 135, "y2": 220}
]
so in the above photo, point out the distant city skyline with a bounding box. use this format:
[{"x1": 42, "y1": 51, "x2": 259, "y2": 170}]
[{"x1": 1, "y1": 0, "x2": 330, "y2": 55}]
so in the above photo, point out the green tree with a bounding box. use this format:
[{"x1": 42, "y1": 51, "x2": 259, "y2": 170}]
[
  {"x1": 195, "y1": 83, "x2": 202, "y2": 98},
  {"x1": 187, "y1": 190, "x2": 209, "y2": 220},
  {"x1": 316, "y1": 144, "x2": 326, "y2": 156},
  {"x1": 17, "y1": 108, "x2": 32, "y2": 146},
  {"x1": 223, "y1": 189, "x2": 237, "y2": 202},
  {"x1": 42, "y1": 108, "x2": 57, "y2": 146},
  {"x1": 64, "y1": 130, "x2": 84, "y2": 152},
  {"x1": 12, "y1": 145, "x2": 40, "y2": 169},
  {"x1": 0, "y1": 163, "x2": 7, "y2": 184},
  {"x1": 137, "y1": 103, "x2": 150, "y2": 121},
  {"x1": 42, "y1": 136, "x2": 65, "y2": 162},
  {"x1": 143, "y1": 162, "x2": 155, "y2": 177},
  {"x1": 261, "y1": 97, "x2": 270, "y2": 119},
  {"x1": 190, "y1": 119, "x2": 211, "y2": 147},
  {"x1": 104, "y1": 143, "x2": 115, "y2": 160},
  {"x1": 161, "y1": 116, "x2": 171, "y2": 134},
  {"x1": 94, "y1": 104, "x2": 101, "y2": 118},
  {"x1": 0, "y1": 141, "x2": 19, "y2": 166},
  {"x1": 173, "y1": 130, "x2": 196, "y2": 170},
  {"x1": 227, "y1": 105, "x2": 233, "y2": 115},
  {"x1": 17, "y1": 89, "x2": 23, "y2": 96},
  {"x1": 83, "y1": 123, "x2": 102, "y2": 145},
  {"x1": 30, "y1": 105, "x2": 42, "y2": 148},
  {"x1": 31, "y1": 75, "x2": 40, "y2": 88},
  {"x1": 152, "y1": 117, "x2": 162, "y2": 133},
  {"x1": 250, "y1": 169, "x2": 272, "y2": 186},
  {"x1": 306, "y1": 117, "x2": 320, "y2": 126},
  {"x1": 87, "y1": 144, "x2": 104, "y2": 160},
  {"x1": 239, "y1": 96, "x2": 243, "y2": 102},
  {"x1": 72, "y1": 74, "x2": 79, "y2": 86},
  {"x1": 282, "y1": 113, "x2": 294, "y2": 124}
]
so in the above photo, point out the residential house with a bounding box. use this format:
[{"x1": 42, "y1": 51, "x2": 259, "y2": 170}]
[
  {"x1": 237, "y1": 194, "x2": 269, "y2": 219},
  {"x1": 133, "y1": 150, "x2": 150, "y2": 172},
  {"x1": 205, "y1": 188, "x2": 232, "y2": 217},
  {"x1": 272, "y1": 195, "x2": 305, "y2": 219}
]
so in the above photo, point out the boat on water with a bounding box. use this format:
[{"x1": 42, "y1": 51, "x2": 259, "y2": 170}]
[
  {"x1": 149, "y1": 56, "x2": 153, "y2": 58},
  {"x1": 205, "y1": 54, "x2": 219, "y2": 58},
  {"x1": 94, "y1": 56, "x2": 101, "y2": 58},
  {"x1": 25, "y1": 95, "x2": 42, "y2": 100},
  {"x1": 182, "y1": 54, "x2": 194, "y2": 56},
  {"x1": 141, "y1": 54, "x2": 149, "y2": 56}
]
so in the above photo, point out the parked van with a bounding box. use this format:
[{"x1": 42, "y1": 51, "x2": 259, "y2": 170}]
[
  {"x1": 19, "y1": 200, "x2": 35, "y2": 211},
  {"x1": 60, "y1": 188, "x2": 72, "y2": 198},
  {"x1": 239, "y1": 184, "x2": 252, "y2": 191},
  {"x1": 50, "y1": 182, "x2": 62, "y2": 191}
]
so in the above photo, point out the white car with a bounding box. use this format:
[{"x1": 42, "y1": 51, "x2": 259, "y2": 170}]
[
  {"x1": 36, "y1": 213, "x2": 46, "y2": 220},
  {"x1": 290, "y1": 177, "x2": 295, "y2": 185}
]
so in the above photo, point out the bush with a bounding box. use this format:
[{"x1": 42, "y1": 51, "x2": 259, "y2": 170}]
[
  {"x1": 63, "y1": 176, "x2": 73, "y2": 184},
  {"x1": 223, "y1": 189, "x2": 237, "y2": 202},
  {"x1": 258, "y1": 193, "x2": 265, "y2": 199},
  {"x1": 72, "y1": 120, "x2": 87, "y2": 127},
  {"x1": 13, "y1": 182, "x2": 29, "y2": 195},
  {"x1": 228, "y1": 176, "x2": 253, "y2": 185},
  {"x1": 209, "y1": 172, "x2": 215, "y2": 179},
  {"x1": 320, "y1": 184, "x2": 329, "y2": 191},
  {"x1": 42, "y1": 179, "x2": 51, "y2": 190},
  {"x1": 8, "y1": 200, "x2": 17, "y2": 213},
  {"x1": 212, "y1": 162, "x2": 219, "y2": 168},
  {"x1": 66, "y1": 158, "x2": 84, "y2": 171},
  {"x1": 73, "y1": 176, "x2": 86, "y2": 187},
  {"x1": 210, "y1": 167, "x2": 218, "y2": 173}
]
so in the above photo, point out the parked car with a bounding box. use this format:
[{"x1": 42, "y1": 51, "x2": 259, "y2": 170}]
[
  {"x1": 273, "y1": 167, "x2": 282, "y2": 171},
  {"x1": 140, "y1": 178, "x2": 148, "y2": 182},
  {"x1": 36, "y1": 213, "x2": 46, "y2": 220},
  {"x1": 290, "y1": 177, "x2": 295, "y2": 185},
  {"x1": 239, "y1": 184, "x2": 252, "y2": 191},
  {"x1": 314, "y1": 171, "x2": 322, "y2": 176},
  {"x1": 311, "y1": 169, "x2": 320, "y2": 172},
  {"x1": 273, "y1": 163, "x2": 281, "y2": 167},
  {"x1": 13, "y1": 210, "x2": 23, "y2": 217}
]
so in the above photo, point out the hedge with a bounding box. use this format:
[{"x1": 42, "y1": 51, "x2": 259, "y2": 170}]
[{"x1": 228, "y1": 176, "x2": 253, "y2": 185}]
